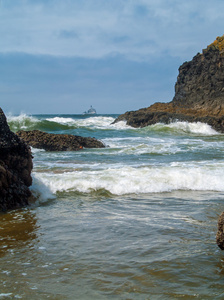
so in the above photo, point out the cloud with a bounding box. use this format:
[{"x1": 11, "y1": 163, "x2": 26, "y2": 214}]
[
  {"x1": 1, "y1": 0, "x2": 224, "y2": 114},
  {"x1": 58, "y1": 30, "x2": 79, "y2": 40},
  {"x1": 1, "y1": 0, "x2": 224, "y2": 61}
]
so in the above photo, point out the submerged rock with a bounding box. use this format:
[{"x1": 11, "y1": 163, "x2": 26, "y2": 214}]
[
  {"x1": 16, "y1": 130, "x2": 105, "y2": 151},
  {"x1": 113, "y1": 35, "x2": 224, "y2": 133},
  {"x1": 0, "y1": 108, "x2": 33, "y2": 211}
]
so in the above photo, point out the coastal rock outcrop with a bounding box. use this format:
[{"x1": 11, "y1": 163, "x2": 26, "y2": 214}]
[
  {"x1": 0, "y1": 108, "x2": 33, "y2": 211},
  {"x1": 216, "y1": 212, "x2": 224, "y2": 250},
  {"x1": 113, "y1": 35, "x2": 224, "y2": 132},
  {"x1": 16, "y1": 130, "x2": 105, "y2": 151}
]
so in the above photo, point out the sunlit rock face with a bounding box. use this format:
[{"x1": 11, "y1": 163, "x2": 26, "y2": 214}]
[{"x1": 113, "y1": 35, "x2": 224, "y2": 132}]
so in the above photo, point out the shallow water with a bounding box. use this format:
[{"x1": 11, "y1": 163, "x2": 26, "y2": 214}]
[{"x1": 1, "y1": 114, "x2": 224, "y2": 299}]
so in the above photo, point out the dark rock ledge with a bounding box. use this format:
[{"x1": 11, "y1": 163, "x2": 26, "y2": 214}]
[
  {"x1": 0, "y1": 108, "x2": 33, "y2": 212},
  {"x1": 113, "y1": 35, "x2": 224, "y2": 133},
  {"x1": 16, "y1": 130, "x2": 105, "y2": 151}
]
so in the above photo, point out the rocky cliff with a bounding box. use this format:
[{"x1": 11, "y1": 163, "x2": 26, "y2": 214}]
[
  {"x1": 0, "y1": 108, "x2": 33, "y2": 211},
  {"x1": 113, "y1": 35, "x2": 224, "y2": 132}
]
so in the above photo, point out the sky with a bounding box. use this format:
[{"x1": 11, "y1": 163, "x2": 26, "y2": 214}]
[{"x1": 0, "y1": 0, "x2": 224, "y2": 115}]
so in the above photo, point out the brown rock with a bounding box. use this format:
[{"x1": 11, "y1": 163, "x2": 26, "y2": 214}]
[
  {"x1": 113, "y1": 35, "x2": 224, "y2": 132},
  {"x1": 16, "y1": 130, "x2": 105, "y2": 151},
  {"x1": 217, "y1": 212, "x2": 224, "y2": 250}
]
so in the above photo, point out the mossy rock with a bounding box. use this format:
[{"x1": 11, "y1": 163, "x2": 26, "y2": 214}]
[{"x1": 207, "y1": 35, "x2": 224, "y2": 53}]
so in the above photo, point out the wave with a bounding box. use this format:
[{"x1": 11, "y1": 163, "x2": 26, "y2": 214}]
[
  {"x1": 31, "y1": 162, "x2": 224, "y2": 198},
  {"x1": 7, "y1": 114, "x2": 41, "y2": 132},
  {"x1": 46, "y1": 116, "x2": 130, "y2": 130},
  {"x1": 30, "y1": 176, "x2": 56, "y2": 203},
  {"x1": 7, "y1": 113, "x2": 220, "y2": 136},
  {"x1": 7, "y1": 114, "x2": 129, "y2": 132},
  {"x1": 102, "y1": 137, "x2": 181, "y2": 155},
  {"x1": 142, "y1": 121, "x2": 219, "y2": 136},
  {"x1": 7, "y1": 113, "x2": 74, "y2": 132}
]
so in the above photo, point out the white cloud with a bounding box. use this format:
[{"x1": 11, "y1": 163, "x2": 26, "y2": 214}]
[{"x1": 0, "y1": 0, "x2": 224, "y2": 61}]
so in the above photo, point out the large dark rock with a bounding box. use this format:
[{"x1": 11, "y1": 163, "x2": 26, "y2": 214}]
[
  {"x1": 16, "y1": 130, "x2": 105, "y2": 151},
  {"x1": 0, "y1": 108, "x2": 33, "y2": 211},
  {"x1": 113, "y1": 35, "x2": 224, "y2": 132}
]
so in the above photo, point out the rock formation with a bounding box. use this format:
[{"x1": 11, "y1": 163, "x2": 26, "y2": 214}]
[
  {"x1": 16, "y1": 130, "x2": 105, "y2": 151},
  {"x1": 113, "y1": 35, "x2": 224, "y2": 132},
  {"x1": 0, "y1": 108, "x2": 33, "y2": 211},
  {"x1": 217, "y1": 212, "x2": 224, "y2": 250}
]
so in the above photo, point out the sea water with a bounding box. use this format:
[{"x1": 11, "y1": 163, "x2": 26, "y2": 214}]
[{"x1": 1, "y1": 113, "x2": 224, "y2": 299}]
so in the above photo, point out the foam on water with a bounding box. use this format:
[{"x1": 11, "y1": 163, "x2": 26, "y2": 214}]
[
  {"x1": 6, "y1": 113, "x2": 223, "y2": 199},
  {"x1": 31, "y1": 147, "x2": 45, "y2": 154},
  {"x1": 102, "y1": 136, "x2": 181, "y2": 155},
  {"x1": 32, "y1": 161, "x2": 224, "y2": 197},
  {"x1": 7, "y1": 113, "x2": 220, "y2": 135},
  {"x1": 2, "y1": 113, "x2": 224, "y2": 299},
  {"x1": 46, "y1": 116, "x2": 122, "y2": 130},
  {"x1": 7, "y1": 113, "x2": 40, "y2": 131},
  {"x1": 30, "y1": 176, "x2": 56, "y2": 202},
  {"x1": 148, "y1": 121, "x2": 219, "y2": 135},
  {"x1": 0, "y1": 294, "x2": 13, "y2": 298},
  {"x1": 103, "y1": 135, "x2": 224, "y2": 156},
  {"x1": 46, "y1": 116, "x2": 77, "y2": 125}
]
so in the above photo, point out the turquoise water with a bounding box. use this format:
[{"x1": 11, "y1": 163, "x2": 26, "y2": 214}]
[{"x1": 1, "y1": 113, "x2": 224, "y2": 299}]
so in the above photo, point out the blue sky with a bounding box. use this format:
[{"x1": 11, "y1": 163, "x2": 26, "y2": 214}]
[{"x1": 0, "y1": 0, "x2": 224, "y2": 114}]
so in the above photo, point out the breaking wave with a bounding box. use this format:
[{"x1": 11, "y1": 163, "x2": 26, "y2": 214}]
[
  {"x1": 32, "y1": 161, "x2": 224, "y2": 198},
  {"x1": 143, "y1": 121, "x2": 219, "y2": 136},
  {"x1": 7, "y1": 114, "x2": 41, "y2": 132},
  {"x1": 10, "y1": 113, "x2": 222, "y2": 201},
  {"x1": 6, "y1": 113, "x2": 220, "y2": 136}
]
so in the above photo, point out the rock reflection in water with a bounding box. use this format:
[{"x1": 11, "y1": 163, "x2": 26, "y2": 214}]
[{"x1": 0, "y1": 209, "x2": 38, "y2": 257}]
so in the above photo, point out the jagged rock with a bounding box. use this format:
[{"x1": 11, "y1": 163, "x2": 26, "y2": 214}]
[
  {"x1": 16, "y1": 130, "x2": 105, "y2": 151},
  {"x1": 0, "y1": 108, "x2": 33, "y2": 211},
  {"x1": 113, "y1": 35, "x2": 224, "y2": 132},
  {"x1": 217, "y1": 212, "x2": 224, "y2": 250}
]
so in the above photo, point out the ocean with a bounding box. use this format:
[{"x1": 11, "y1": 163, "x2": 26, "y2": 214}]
[{"x1": 1, "y1": 113, "x2": 224, "y2": 299}]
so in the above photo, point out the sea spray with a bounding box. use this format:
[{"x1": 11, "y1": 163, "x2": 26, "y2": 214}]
[
  {"x1": 32, "y1": 162, "x2": 224, "y2": 196},
  {"x1": 30, "y1": 175, "x2": 56, "y2": 203},
  {"x1": 143, "y1": 121, "x2": 219, "y2": 136},
  {"x1": 46, "y1": 116, "x2": 117, "y2": 129},
  {"x1": 7, "y1": 113, "x2": 40, "y2": 132},
  {"x1": 7, "y1": 113, "x2": 220, "y2": 135},
  {"x1": 7, "y1": 113, "x2": 223, "y2": 199}
]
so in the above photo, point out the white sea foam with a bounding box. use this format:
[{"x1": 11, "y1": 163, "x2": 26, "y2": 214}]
[
  {"x1": 46, "y1": 116, "x2": 115, "y2": 129},
  {"x1": 31, "y1": 147, "x2": 45, "y2": 154},
  {"x1": 7, "y1": 113, "x2": 40, "y2": 131},
  {"x1": 78, "y1": 116, "x2": 115, "y2": 129},
  {"x1": 150, "y1": 121, "x2": 219, "y2": 135},
  {"x1": 102, "y1": 136, "x2": 181, "y2": 155},
  {"x1": 30, "y1": 176, "x2": 56, "y2": 202},
  {"x1": 170, "y1": 121, "x2": 219, "y2": 135},
  {"x1": 46, "y1": 117, "x2": 77, "y2": 125},
  {"x1": 46, "y1": 116, "x2": 132, "y2": 130},
  {"x1": 103, "y1": 135, "x2": 224, "y2": 156},
  {"x1": 110, "y1": 120, "x2": 133, "y2": 130},
  {"x1": 32, "y1": 162, "x2": 224, "y2": 196}
]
